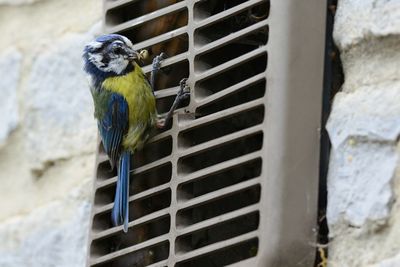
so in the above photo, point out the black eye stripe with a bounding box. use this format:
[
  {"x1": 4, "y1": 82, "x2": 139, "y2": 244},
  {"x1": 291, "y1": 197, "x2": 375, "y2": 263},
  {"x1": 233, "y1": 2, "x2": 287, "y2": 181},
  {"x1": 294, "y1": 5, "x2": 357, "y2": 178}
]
[
  {"x1": 101, "y1": 54, "x2": 110, "y2": 64},
  {"x1": 88, "y1": 45, "x2": 103, "y2": 53},
  {"x1": 113, "y1": 46, "x2": 123, "y2": 53}
]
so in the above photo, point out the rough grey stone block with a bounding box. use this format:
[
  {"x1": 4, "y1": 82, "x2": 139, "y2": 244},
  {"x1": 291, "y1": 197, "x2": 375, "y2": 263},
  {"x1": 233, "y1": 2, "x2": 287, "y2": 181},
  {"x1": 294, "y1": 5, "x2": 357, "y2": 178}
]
[
  {"x1": 334, "y1": 0, "x2": 400, "y2": 50},
  {"x1": 0, "y1": 182, "x2": 91, "y2": 267},
  {"x1": 0, "y1": 48, "x2": 21, "y2": 148},
  {"x1": 25, "y1": 28, "x2": 100, "y2": 170}
]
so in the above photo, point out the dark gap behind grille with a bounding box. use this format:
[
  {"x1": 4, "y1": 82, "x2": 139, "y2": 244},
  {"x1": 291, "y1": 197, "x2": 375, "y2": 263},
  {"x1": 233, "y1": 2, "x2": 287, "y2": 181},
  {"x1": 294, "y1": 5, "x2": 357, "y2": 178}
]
[
  {"x1": 139, "y1": 33, "x2": 189, "y2": 66},
  {"x1": 97, "y1": 160, "x2": 117, "y2": 181},
  {"x1": 178, "y1": 132, "x2": 263, "y2": 175},
  {"x1": 179, "y1": 106, "x2": 264, "y2": 148},
  {"x1": 132, "y1": 136, "x2": 172, "y2": 167},
  {"x1": 156, "y1": 92, "x2": 190, "y2": 114},
  {"x1": 151, "y1": 60, "x2": 190, "y2": 92},
  {"x1": 95, "y1": 137, "x2": 173, "y2": 182},
  {"x1": 98, "y1": 141, "x2": 106, "y2": 155},
  {"x1": 196, "y1": 79, "x2": 266, "y2": 118},
  {"x1": 118, "y1": 9, "x2": 188, "y2": 44},
  {"x1": 194, "y1": 0, "x2": 251, "y2": 20},
  {"x1": 195, "y1": 53, "x2": 267, "y2": 99},
  {"x1": 91, "y1": 241, "x2": 169, "y2": 267},
  {"x1": 175, "y1": 212, "x2": 259, "y2": 253},
  {"x1": 176, "y1": 185, "x2": 261, "y2": 227},
  {"x1": 106, "y1": 0, "x2": 184, "y2": 26},
  {"x1": 90, "y1": 215, "x2": 170, "y2": 257},
  {"x1": 94, "y1": 163, "x2": 172, "y2": 207},
  {"x1": 92, "y1": 189, "x2": 171, "y2": 232},
  {"x1": 177, "y1": 158, "x2": 261, "y2": 201},
  {"x1": 194, "y1": 26, "x2": 268, "y2": 73},
  {"x1": 175, "y1": 238, "x2": 258, "y2": 267},
  {"x1": 95, "y1": 142, "x2": 115, "y2": 180},
  {"x1": 194, "y1": 1, "x2": 269, "y2": 46}
]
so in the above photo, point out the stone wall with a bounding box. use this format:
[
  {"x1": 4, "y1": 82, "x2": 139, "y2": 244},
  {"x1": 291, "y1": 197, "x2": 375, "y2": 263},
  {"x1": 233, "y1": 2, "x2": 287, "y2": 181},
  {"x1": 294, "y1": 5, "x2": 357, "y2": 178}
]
[
  {"x1": 0, "y1": 1, "x2": 101, "y2": 266},
  {"x1": 327, "y1": 0, "x2": 400, "y2": 266}
]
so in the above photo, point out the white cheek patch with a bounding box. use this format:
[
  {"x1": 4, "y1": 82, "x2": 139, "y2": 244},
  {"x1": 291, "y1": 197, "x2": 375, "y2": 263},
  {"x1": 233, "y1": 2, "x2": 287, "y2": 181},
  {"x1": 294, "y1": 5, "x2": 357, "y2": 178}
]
[
  {"x1": 88, "y1": 50, "x2": 129, "y2": 74},
  {"x1": 101, "y1": 56, "x2": 129, "y2": 74},
  {"x1": 88, "y1": 52, "x2": 106, "y2": 69}
]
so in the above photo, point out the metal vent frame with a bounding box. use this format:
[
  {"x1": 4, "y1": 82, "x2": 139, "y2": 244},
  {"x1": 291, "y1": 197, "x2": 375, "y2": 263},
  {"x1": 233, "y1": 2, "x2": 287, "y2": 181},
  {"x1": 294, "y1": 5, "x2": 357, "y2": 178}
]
[{"x1": 87, "y1": 1, "x2": 326, "y2": 266}]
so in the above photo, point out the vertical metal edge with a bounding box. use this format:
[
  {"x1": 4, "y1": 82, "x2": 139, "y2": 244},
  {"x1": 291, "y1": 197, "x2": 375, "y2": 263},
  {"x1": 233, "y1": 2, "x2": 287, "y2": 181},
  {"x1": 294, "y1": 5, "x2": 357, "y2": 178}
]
[
  {"x1": 259, "y1": 0, "x2": 326, "y2": 266},
  {"x1": 86, "y1": 138, "x2": 102, "y2": 267},
  {"x1": 86, "y1": 2, "x2": 107, "y2": 265}
]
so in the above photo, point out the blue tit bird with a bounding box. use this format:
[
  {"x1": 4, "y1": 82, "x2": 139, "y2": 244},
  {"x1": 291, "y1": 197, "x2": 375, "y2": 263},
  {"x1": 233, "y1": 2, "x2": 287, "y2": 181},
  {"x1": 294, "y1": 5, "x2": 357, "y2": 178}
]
[{"x1": 83, "y1": 34, "x2": 189, "y2": 232}]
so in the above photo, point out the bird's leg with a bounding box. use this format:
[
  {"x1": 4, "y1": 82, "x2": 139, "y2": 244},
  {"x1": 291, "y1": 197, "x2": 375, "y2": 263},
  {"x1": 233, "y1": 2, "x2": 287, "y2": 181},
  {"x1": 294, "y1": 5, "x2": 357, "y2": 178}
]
[
  {"x1": 156, "y1": 78, "x2": 190, "y2": 129},
  {"x1": 151, "y1": 53, "x2": 190, "y2": 129},
  {"x1": 150, "y1": 52, "x2": 167, "y2": 93}
]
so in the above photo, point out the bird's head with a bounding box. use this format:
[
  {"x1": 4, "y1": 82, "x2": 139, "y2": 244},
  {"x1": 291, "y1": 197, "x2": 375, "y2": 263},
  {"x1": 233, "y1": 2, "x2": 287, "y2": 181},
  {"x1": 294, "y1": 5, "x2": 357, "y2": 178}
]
[{"x1": 83, "y1": 34, "x2": 138, "y2": 78}]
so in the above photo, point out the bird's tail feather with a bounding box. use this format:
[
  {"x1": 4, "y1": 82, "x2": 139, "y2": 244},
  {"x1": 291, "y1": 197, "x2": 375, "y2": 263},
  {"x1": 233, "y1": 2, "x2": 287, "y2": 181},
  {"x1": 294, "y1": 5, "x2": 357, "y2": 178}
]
[{"x1": 111, "y1": 151, "x2": 130, "y2": 232}]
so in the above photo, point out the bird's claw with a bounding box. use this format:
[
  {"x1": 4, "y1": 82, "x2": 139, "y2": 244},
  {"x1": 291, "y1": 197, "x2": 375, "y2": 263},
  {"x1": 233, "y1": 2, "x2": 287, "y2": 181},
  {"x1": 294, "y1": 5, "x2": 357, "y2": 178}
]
[
  {"x1": 179, "y1": 78, "x2": 188, "y2": 89},
  {"x1": 178, "y1": 78, "x2": 190, "y2": 100},
  {"x1": 152, "y1": 52, "x2": 167, "y2": 71},
  {"x1": 179, "y1": 91, "x2": 190, "y2": 101},
  {"x1": 156, "y1": 78, "x2": 190, "y2": 129},
  {"x1": 156, "y1": 118, "x2": 166, "y2": 129}
]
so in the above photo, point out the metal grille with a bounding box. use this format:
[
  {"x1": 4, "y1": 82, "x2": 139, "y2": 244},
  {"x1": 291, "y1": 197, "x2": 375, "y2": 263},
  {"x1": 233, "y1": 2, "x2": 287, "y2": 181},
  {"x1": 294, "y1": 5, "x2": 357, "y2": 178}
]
[{"x1": 87, "y1": 1, "x2": 326, "y2": 266}]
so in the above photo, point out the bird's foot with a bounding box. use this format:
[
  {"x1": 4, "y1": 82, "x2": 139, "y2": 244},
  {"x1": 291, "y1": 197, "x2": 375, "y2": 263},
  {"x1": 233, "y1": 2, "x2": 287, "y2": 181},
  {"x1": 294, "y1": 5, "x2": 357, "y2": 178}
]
[
  {"x1": 177, "y1": 78, "x2": 190, "y2": 101},
  {"x1": 156, "y1": 117, "x2": 166, "y2": 129},
  {"x1": 150, "y1": 52, "x2": 167, "y2": 91},
  {"x1": 152, "y1": 52, "x2": 167, "y2": 72},
  {"x1": 155, "y1": 78, "x2": 190, "y2": 129}
]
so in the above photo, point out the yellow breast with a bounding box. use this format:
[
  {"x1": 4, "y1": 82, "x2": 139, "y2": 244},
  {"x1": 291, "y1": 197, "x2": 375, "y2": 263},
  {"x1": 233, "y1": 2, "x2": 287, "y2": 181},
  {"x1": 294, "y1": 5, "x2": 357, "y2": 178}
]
[{"x1": 102, "y1": 62, "x2": 157, "y2": 125}]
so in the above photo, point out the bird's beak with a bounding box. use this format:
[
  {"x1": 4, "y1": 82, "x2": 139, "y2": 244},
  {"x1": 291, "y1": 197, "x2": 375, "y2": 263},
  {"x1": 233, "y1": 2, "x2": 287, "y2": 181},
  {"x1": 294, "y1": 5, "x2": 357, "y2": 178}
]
[{"x1": 126, "y1": 48, "x2": 139, "y2": 61}]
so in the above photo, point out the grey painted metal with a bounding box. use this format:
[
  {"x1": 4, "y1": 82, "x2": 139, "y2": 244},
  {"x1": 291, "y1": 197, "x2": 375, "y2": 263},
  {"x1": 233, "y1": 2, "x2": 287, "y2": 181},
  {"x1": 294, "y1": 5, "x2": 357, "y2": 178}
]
[{"x1": 87, "y1": 0, "x2": 326, "y2": 266}]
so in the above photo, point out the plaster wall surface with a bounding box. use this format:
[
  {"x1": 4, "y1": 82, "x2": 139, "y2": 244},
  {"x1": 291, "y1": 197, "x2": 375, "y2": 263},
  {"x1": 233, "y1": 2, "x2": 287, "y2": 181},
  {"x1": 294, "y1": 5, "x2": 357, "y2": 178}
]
[{"x1": 0, "y1": 1, "x2": 101, "y2": 266}]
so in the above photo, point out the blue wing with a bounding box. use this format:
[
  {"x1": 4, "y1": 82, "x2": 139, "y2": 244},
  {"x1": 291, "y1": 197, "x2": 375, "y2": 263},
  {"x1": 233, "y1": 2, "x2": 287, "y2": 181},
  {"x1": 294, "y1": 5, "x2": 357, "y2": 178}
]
[{"x1": 98, "y1": 93, "x2": 129, "y2": 168}]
